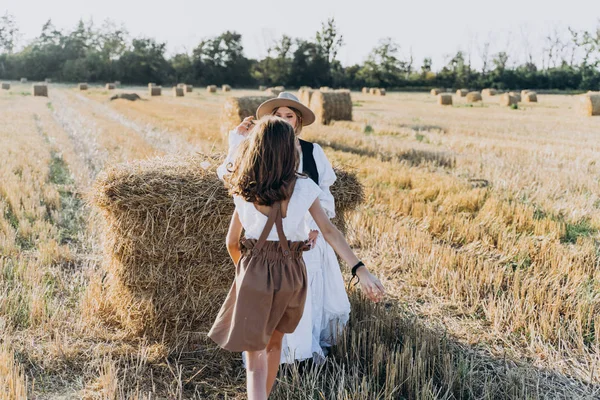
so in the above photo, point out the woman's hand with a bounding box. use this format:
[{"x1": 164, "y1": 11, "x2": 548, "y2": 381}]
[
  {"x1": 356, "y1": 266, "x2": 385, "y2": 303},
  {"x1": 235, "y1": 116, "x2": 255, "y2": 137}
]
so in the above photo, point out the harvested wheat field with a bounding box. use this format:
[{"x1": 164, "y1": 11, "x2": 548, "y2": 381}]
[{"x1": 2, "y1": 83, "x2": 600, "y2": 399}]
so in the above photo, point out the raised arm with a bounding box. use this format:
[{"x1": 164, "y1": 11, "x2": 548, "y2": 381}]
[
  {"x1": 217, "y1": 116, "x2": 255, "y2": 181},
  {"x1": 308, "y1": 198, "x2": 385, "y2": 302}
]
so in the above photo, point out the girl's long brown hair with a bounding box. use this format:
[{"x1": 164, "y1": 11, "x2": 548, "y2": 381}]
[{"x1": 226, "y1": 116, "x2": 299, "y2": 206}]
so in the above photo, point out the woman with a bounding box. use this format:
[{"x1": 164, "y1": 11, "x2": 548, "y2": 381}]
[
  {"x1": 209, "y1": 116, "x2": 384, "y2": 399},
  {"x1": 217, "y1": 92, "x2": 352, "y2": 364}
]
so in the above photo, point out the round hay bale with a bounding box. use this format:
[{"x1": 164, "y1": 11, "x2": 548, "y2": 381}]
[
  {"x1": 309, "y1": 90, "x2": 353, "y2": 125},
  {"x1": 90, "y1": 155, "x2": 363, "y2": 344},
  {"x1": 20, "y1": 78, "x2": 27, "y2": 83},
  {"x1": 173, "y1": 87, "x2": 184, "y2": 97},
  {"x1": 361, "y1": 87, "x2": 369, "y2": 94},
  {"x1": 184, "y1": 84, "x2": 193, "y2": 93},
  {"x1": 521, "y1": 90, "x2": 530, "y2": 98},
  {"x1": 456, "y1": 89, "x2": 468, "y2": 97},
  {"x1": 508, "y1": 91, "x2": 521, "y2": 102},
  {"x1": 220, "y1": 95, "x2": 275, "y2": 135},
  {"x1": 523, "y1": 91, "x2": 537, "y2": 102},
  {"x1": 207, "y1": 85, "x2": 217, "y2": 93},
  {"x1": 298, "y1": 88, "x2": 315, "y2": 105},
  {"x1": 32, "y1": 84, "x2": 48, "y2": 97},
  {"x1": 482, "y1": 88, "x2": 497, "y2": 96},
  {"x1": 437, "y1": 93, "x2": 453, "y2": 105},
  {"x1": 466, "y1": 91, "x2": 482, "y2": 103},
  {"x1": 369, "y1": 88, "x2": 377, "y2": 95},
  {"x1": 222, "y1": 84, "x2": 232, "y2": 92},
  {"x1": 105, "y1": 83, "x2": 116, "y2": 90},
  {"x1": 499, "y1": 93, "x2": 518, "y2": 106},
  {"x1": 258, "y1": 85, "x2": 267, "y2": 91},
  {"x1": 148, "y1": 83, "x2": 156, "y2": 88},
  {"x1": 374, "y1": 88, "x2": 386, "y2": 96},
  {"x1": 1, "y1": 82, "x2": 10, "y2": 90},
  {"x1": 579, "y1": 93, "x2": 600, "y2": 116},
  {"x1": 320, "y1": 86, "x2": 331, "y2": 91},
  {"x1": 430, "y1": 88, "x2": 443, "y2": 95},
  {"x1": 78, "y1": 83, "x2": 88, "y2": 91},
  {"x1": 149, "y1": 86, "x2": 162, "y2": 96},
  {"x1": 266, "y1": 87, "x2": 283, "y2": 96}
]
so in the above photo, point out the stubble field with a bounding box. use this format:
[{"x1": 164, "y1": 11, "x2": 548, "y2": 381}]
[{"x1": 1, "y1": 83, "x2": 599, "y2": 399}]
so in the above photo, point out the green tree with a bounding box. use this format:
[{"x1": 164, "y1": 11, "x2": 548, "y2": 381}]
[
  {"x1": 315, "y1": 17, "x2": 344, "y2": 86},
  {"x1": 358, "y1": 38, "x2": 406, "y2": 87},
  {"x1": 288, "y1": 39, "x2": 329, "y2": 87},
  {"x1": 0, "y1": 12, "x2": 19, "y2": 54},
  {"x1": 192, "y1": 31, "x2": 252, "y2": 85},
  {"x1": 119, "y1": 38, "x2": 172, "y2": 84}
]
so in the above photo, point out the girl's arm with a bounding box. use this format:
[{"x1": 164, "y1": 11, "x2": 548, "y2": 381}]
[
  {"x1": 226, "y1": 210, "x2": 243, "y2": 266},
  {"x1": 308, "y1": 199, "x2": 385, "y2": 303}
]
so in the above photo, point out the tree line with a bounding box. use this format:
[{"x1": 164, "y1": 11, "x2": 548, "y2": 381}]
[{"x1": 0, "y1": 13, "x2": 599, "y2": 91}]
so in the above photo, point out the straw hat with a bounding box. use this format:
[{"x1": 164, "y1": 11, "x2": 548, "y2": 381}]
[{"x1": 256, "y1": 92, "x2": 315, "y2": 126}]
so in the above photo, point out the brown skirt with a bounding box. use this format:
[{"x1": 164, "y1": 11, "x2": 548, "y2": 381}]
[{"x1": 208, "y1": 238, "x2": 309, "y2": 352}]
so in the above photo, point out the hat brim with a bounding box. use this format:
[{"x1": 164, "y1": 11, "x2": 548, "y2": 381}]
[{"x1": 256, "y1": 98, "x2": 315, "y2": 126}]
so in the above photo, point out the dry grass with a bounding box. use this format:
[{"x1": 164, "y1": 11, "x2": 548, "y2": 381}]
[
  {"x1": 2, "y1": 88, "x2": 600, "y2": 398},
  {"x1": 0, "y1": 344, "x2": 29, "y2": 399}
]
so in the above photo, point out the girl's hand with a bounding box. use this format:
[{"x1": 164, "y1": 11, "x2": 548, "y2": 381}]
[
  {"x1": 356, "y1": 267, "x2": 385, "y2": 303},
  {"x1": 235, "y1": 116, "x2": 255, "y2": 137}
]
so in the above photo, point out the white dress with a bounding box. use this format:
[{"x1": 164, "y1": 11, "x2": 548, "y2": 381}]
[{"x1": 218, "y1": 130, "x2": 351, "y2": 364}]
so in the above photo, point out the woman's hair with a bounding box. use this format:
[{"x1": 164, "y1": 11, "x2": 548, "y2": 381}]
[
  {"x1": 271, "y1": 106, "x2": 303, "y2": 135},
  {"x1": 226, "y1": 116, "x2": 299, "y2": 206}
]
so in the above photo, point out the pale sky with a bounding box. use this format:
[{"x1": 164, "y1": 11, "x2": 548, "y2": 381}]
[{"x1": 3, "y1": 0, "x2": 599, "y2": 70}]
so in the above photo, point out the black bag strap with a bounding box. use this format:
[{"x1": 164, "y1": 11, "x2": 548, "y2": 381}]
[{"x1": 299, "y1": 139, "x2": 319, "y2": 185}]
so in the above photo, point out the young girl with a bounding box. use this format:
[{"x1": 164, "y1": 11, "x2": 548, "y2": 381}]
[
  {"x1": 209, "y1": 116, "x2": 385, "y2": 400},
  {"x1": 217, "y1": 92, "x2": 351, "y2": 365}
]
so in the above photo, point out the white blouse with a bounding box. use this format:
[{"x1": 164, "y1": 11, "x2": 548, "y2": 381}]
[
  {"x1": 234, "y1": 177, "x2": 322, "y2": 241},
  {"x1": 218, "y1": 130, "x2": 337, "y2": 219}
]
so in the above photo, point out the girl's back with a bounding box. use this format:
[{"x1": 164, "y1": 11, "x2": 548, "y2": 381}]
[{"x1": 234, "y1": 177, "x2": 321, "y2": 242}]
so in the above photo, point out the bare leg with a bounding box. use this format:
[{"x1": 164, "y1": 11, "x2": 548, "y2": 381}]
[
  {"x1": 246, "y1": 349, "x2": 268, "y2": 400},
  {"x1": 266, "y1": 330, "x2": 285, "y2": 396}
]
